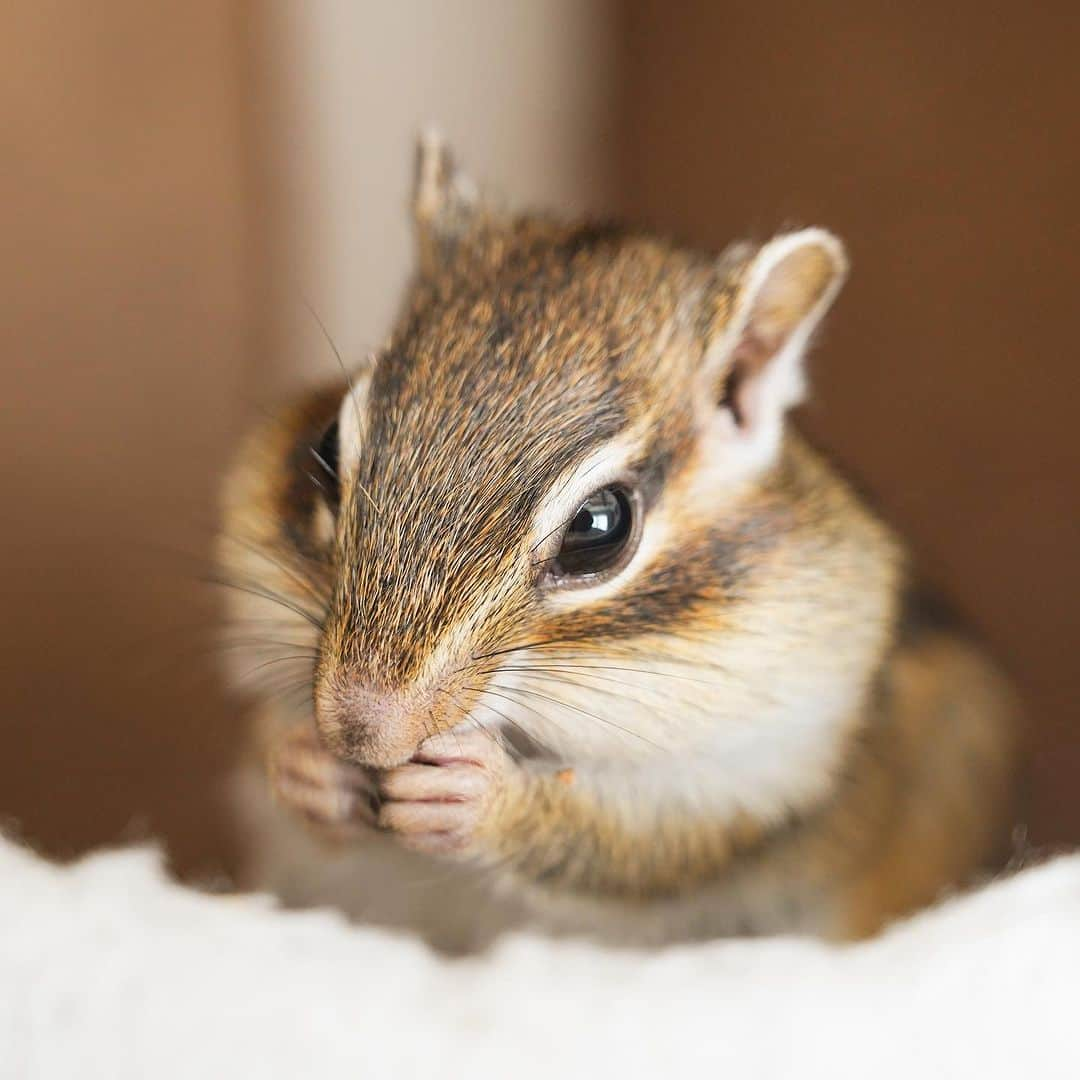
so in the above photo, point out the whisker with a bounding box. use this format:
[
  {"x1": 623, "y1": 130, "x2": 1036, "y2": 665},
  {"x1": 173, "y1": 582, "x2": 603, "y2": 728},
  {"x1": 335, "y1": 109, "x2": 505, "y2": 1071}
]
[
  {"x1": 472, "y1": 636, "x2": 587, "y2": 663},
  {"x1": 236, "y1": 654, "x2": 318, "y2": 682},
  {"x1": 299, "y1": 293, "x2": 383, "y2": 517},
  {"x1": 484, "y1": 662, "x2": 726, "y2": 691},
  {"x1": 204, "y1": 575, "x2": 325, "y2": 631},
  {"x1": 462, "y1": 689, "x2": 554, "y2": 758},
  {"x1": 465, "y1": 683, "x2": 572, "y2": 744},
  {"x1": 473, "y1": 636, "x2": 784, "y2": 707},
  {"x1": 218, "y1": 636, "x2": 319, "y2": 655},
  {"x1": 220, "y1": 533, "x2": 329, "y2": 607},
  {"x1": 528, "y1": 456, "x2": 612, "y2": 555},
  {"x1": 490, "y1": 667, "x2": 690, "y2": 722},
  {"x1": 488, "y1": 680, "x2": 666, "y2": 752},
  {"x1": 310, "y1": 446, "x2": 338, "y2": 480}
]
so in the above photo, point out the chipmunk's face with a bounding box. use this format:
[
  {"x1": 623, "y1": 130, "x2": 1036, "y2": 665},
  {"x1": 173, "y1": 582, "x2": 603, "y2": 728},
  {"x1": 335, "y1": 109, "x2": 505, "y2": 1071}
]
[{"x1": 221, "y1": 142, "x2": 894, "y2": 774}]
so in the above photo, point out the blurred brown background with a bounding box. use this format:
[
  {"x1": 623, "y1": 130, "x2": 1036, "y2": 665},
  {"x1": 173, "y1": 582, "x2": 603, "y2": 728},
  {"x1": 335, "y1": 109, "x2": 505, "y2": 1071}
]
[{"x1": 1, "y1": 3, "x2": 1076, "y2": 876}]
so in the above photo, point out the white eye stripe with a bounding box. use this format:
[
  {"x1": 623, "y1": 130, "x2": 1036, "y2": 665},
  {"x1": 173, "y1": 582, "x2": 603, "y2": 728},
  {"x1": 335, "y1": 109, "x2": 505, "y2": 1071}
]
[
  {"x1": 528, "y1": 433, "x2": 670, "y2": 607},
  {"x1": 529, "y1": 436, "x2": 639, "y2": 565},
  {"x1": 335, "y1": 366, "x2": 375, "y2": 480}
]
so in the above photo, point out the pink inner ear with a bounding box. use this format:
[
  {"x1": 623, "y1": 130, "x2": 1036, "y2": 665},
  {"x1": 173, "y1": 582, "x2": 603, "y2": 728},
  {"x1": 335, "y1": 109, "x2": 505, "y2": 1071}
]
[
  {"x1": 712, "y1": 233, "x2": 845, "y2": 438},
  {"x1": 719, "y1": 329, "x2": 773, "y2": 431}
]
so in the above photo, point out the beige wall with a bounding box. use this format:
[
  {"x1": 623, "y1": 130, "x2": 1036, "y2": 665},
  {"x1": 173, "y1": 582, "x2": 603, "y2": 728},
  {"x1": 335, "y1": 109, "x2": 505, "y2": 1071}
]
[
  {"x1": 258, "y1": 1, "x2": 617, "y2": 390},
  {"x1": 0, "y1": 3, "x2": 251, "y2": 868}
]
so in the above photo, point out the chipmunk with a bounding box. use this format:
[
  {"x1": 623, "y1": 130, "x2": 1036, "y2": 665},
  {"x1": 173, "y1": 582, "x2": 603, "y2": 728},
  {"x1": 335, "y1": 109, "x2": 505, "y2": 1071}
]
[{"x1": 219, "y1": 136, "x2": 1022, "y2": 947}]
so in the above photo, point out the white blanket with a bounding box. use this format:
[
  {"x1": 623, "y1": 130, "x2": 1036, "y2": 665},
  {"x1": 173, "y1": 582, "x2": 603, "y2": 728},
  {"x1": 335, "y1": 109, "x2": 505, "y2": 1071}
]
[{"x1": 1, "y1": 835, "x2": 1077, "y2": 1079}]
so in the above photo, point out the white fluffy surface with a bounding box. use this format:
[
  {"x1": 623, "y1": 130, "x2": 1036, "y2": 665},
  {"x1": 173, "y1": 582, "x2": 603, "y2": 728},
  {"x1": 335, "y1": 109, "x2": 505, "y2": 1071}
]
[{"x1": 2, "y1": 835, "x2": 1077, "y2": 1079}]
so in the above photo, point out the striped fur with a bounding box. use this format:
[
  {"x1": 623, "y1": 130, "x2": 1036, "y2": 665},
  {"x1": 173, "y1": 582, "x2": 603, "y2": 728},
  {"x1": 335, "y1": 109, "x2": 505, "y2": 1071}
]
[{"x1": 217, "y1": 140, "x2": 1022, "y2": 944}]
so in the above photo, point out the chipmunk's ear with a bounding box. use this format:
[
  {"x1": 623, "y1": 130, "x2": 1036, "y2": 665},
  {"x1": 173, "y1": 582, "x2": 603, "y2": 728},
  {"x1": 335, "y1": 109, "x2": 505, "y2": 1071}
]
[
  {"x1": 412, "y1": 130, "x2": 481, "y2": 276},
  {"x1": 703, "y1": 228, "x2": 847, "y2": 466}
]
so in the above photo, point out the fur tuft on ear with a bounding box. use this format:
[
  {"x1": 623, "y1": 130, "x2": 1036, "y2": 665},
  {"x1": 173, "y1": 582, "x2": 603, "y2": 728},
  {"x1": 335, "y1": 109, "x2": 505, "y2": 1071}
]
[
  {"x1": 413, "y1": 130, "x2": 481, "y2": 276},
  {"x1": 704, "y1": 228, "x2": 847, "y2": 466}
]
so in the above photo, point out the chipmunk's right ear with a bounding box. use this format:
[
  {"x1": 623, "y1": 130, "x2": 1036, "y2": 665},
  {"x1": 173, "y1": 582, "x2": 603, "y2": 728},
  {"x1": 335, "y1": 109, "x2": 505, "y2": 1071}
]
[{"x1": 412, "y1": 130, "x2": 481, "y2": 276}]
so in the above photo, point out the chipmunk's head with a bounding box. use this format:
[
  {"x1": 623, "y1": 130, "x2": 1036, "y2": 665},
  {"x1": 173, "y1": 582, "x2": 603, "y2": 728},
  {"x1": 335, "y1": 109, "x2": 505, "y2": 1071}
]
[{"x1": 222, "y1": 137, "x2": 897, "y2": 771}]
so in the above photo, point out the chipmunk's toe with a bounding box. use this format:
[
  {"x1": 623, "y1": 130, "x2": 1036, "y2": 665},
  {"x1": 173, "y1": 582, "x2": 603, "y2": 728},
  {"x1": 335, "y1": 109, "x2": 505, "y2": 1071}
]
[
  {"x1": 373, "y1": 727, "x2": 510, "y2": 856},
  {"x1": 268, "y1": 723, "x2": 378, "y2": 834}
]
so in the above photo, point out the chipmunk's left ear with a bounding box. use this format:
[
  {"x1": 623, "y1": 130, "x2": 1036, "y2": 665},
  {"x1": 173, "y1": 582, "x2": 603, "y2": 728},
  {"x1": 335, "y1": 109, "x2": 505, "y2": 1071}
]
[
  {"x1": 412, "y1": 130, "x2": 482, "y2": 276},
  {"x1": 704, "y1": 229, "x2": 847, "y2": 463}
]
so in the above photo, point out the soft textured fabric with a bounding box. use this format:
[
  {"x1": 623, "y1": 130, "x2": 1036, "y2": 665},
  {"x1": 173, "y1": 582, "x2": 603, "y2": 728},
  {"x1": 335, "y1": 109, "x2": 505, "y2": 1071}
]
[{"x1": 1, "y1": 835, "x2": 1076, "y2": 1079}]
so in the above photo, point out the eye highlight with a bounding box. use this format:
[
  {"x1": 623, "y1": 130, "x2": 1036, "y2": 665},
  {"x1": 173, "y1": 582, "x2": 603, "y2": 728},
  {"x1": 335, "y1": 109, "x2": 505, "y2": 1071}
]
[{"x1": 545, "y1": 484, "x2": 640, "y2": 586}]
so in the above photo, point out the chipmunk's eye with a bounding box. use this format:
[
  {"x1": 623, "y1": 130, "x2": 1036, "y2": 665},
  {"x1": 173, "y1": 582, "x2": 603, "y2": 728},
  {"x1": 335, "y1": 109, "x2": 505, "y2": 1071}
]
[
  {"x1": 312, "y1": 419, "x2": 340, "y2": 510},
  {"x1": 550, "y1": 484, "x2": 638, "y2": 582}
]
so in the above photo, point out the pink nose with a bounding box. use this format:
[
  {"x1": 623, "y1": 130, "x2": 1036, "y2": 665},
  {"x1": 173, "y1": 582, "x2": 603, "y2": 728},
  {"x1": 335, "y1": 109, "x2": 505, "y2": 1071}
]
[{"x1": 313, "y1": 680, "x2": 421, "y2": 767}]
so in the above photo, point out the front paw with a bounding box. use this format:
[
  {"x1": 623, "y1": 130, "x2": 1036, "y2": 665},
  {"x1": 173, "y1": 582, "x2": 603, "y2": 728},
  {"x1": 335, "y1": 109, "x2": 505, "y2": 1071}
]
[
  {"x1": 373, "y1": 727, "x2": 515, "y2": 858},
  {"x1": 267, "y1": 722, "x2": 377, "y2": 839}
]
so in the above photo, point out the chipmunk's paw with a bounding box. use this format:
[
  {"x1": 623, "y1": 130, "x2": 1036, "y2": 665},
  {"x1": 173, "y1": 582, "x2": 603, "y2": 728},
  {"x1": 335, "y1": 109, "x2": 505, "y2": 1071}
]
[
  {"x1": 267, "y1": 722, "x2": 377, "y2": 839},
  {"x1": 373, "y1": 727, "x2": 514, "y2": 858}
]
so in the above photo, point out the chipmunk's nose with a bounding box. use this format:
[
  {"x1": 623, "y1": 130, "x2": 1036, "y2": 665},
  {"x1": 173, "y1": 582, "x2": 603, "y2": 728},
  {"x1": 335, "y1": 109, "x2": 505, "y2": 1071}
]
[{"x1": 314, "y1": 679, "x2": 423, "y2": 768}]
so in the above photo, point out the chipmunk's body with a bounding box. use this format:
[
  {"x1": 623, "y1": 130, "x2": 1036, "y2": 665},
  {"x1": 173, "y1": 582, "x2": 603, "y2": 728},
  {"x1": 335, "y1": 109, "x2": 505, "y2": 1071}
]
[{"x1": 220, "y1": 140, "x2": 1020, "y2": 947}]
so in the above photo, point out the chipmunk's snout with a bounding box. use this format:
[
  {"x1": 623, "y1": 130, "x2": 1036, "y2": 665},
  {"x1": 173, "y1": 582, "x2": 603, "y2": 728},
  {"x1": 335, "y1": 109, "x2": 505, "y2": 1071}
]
[{"x1": 313, "y1": 675, "x2": 443, "y2": 769}]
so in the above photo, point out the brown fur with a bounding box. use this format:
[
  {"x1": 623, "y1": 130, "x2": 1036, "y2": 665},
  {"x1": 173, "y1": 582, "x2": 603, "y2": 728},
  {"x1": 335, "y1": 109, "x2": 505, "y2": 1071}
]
[{"x1": 218, "y1": 140, "x2": 1022, "y2": 943}]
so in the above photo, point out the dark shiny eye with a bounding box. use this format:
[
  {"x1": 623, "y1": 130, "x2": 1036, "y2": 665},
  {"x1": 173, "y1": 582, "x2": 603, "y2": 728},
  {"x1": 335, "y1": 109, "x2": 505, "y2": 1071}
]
[
  {"x1": 551, "y1": 485, "x2": 638, "y2": 581},
  {"x1": 312, "y1": 419, "x2": 340, "y2": 509}
]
